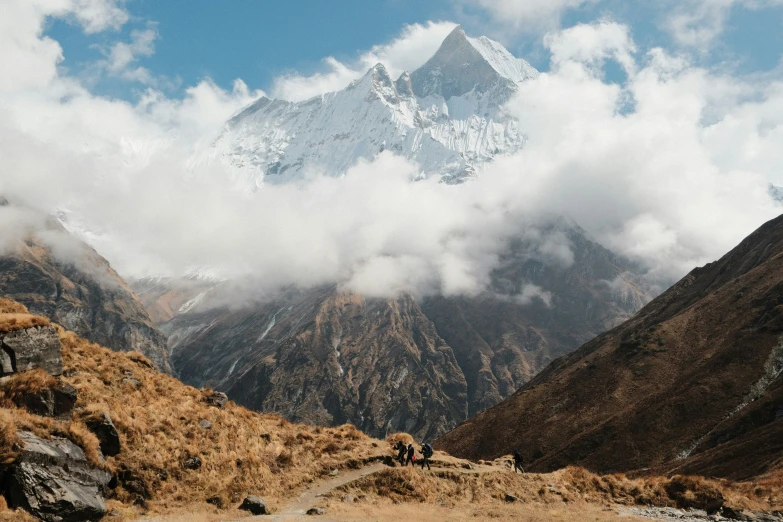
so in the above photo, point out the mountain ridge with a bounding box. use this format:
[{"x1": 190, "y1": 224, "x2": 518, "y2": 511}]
[
  {"x1": 206, "y1": 25, "x2": 536, "y2": 187},
  {"x1": 436, "y1": 213, "x2": 783, "y2": 481}
]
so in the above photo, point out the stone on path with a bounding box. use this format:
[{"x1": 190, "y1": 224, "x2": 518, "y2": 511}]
[{"x1": 239, "y1": 495, "x2": 267, "y2": 515}]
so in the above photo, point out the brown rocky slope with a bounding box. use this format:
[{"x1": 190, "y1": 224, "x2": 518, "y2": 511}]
[
  {"x1": 436, "y1": 214, "x2": 783, "y2": 481},
  {"x1": 0, "y1": 201, "x2": 173, "y2": 374},
  {"x1": 150, "y1": 221, "x2": 653, "y2": 441}
]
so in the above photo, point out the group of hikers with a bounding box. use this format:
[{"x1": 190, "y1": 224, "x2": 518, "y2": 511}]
[
  {"x1": 391, "y1": 440, "x2": 525, "y2": 473},
  {"x1": 393, "y1": 440, "x2": 434, "y2": 470}
]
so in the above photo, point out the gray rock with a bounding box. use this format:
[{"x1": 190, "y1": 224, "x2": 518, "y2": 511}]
[
  {"x1": 343, "y1": 494, "x2": 354, "y2": 504},
  {"x1": 1, "y1": 326, "x2": 63, "y2": 376},
  {"x1": 5, "y1": 431, "x2": 111, "y2": 522},
  {"x1": 184, "y1": 456, "x2": 202, "y2": 470},
  {"x1": 11, "y1": 381, "x2": 77, "y2": 418},
  {"x1": 204, "y1": 391, "x2": 228, "y2": 408},
  {"x1": 199, "y1": 419, "x2": 212, "y2": 430},
  {"x1": 0, "y1": 346, "x2": 12, "y2": 374},
  {"x1": 85, "y1": 413, "x2": 121, "y2": 457},
  {"x1": 504, "y1": 493, "x2": 520, "y2": 502},
  {"x1": 238, "y1": 495, "x2": 267, "y2": 515},
  {"x1": 307, "y1": 507, "x2": 326, "y2": 515},
  {"x1": 122, "y1": 377, "x2": 141, "y2": 388}
]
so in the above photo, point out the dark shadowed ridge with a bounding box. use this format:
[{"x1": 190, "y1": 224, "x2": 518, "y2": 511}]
[{"x1": 436, "y1": 213, "x2": 783, "y2": 481}]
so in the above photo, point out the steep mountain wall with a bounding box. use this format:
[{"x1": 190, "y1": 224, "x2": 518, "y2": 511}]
[
  {"x1": 154, "y1": 222, "x2": 651, "y2": 440},
  {"x1": 0, "y1": 207, "x2": 173, "y2": 374},
  {"x1": 437, "y1": 214, "x2": 783, "y2": 480}
]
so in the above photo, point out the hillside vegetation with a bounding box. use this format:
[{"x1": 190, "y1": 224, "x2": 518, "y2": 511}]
[{"x1": 1, "y1": 297, "x2": 781, "y2": 521}]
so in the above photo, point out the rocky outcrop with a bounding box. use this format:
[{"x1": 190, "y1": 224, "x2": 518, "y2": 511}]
[
  {"x1": 1, "y1": 326, "x2": 63, "y2": 376},
  {"x1": 437, "y1": 213, "x2": 783, "y2": 480},
  {"x1": 204, "y1": 391, "x2": 228, "y2": 409},
  {"x1": 84, "y1": 413, "x2": 121, "y2": 457},
  {"x1": 0, "y1": 215, "x2": 173, "y2": 374},
  {"x1": 11, "y1": 381, "x2": 76, "y2": 419},
  {"x1": 4, "y1": 431, "x2": 112, "y2": 522}
]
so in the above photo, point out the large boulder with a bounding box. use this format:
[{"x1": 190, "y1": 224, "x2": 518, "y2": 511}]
[
  {"x1": 12, "y1": 381, "x2": 77, "y2": 418},
  {"x1": 204, "y1": 391, "x2": 228, "y2": 409},
  {"x1": 1, "y1": 326, "x2": 63, "y2": 376},
  {"x1": 4, "y1": 431, "x2": 112, "y2": 522},
  {"x1": 84, "y1": 413, "x2": 121, "y2": 457}
]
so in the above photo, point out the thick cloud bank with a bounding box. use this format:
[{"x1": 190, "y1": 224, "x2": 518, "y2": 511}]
[{"x1": 1, "y1": 3, "x2": 781, "y2": 299}]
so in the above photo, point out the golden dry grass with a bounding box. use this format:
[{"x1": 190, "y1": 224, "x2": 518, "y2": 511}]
[
  {"x1": 0, "y1": 313, "x2": 50, "y2": 333},
  {"x1": 0, "y1": 298, "x2": 50, "y2": 332},
  {"x1": 0, "y1": 298, "x2": 28, "y2": 314},
  {"x1": 331, "y1": 464, "x2": 782, "y2": 514},
  {"x1": 0, "y1": 323, "x2": 386, "y2": 518}
]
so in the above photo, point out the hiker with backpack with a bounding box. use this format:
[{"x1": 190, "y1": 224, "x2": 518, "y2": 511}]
[
  {"x1": 420, "y1": 442, "x2": 433, "y2": 470},
  {"x1": 513, "y1": 448, "x2": 524, "y2": 473},
  {"x1": 394, "y1": 440, "x2": 406, "y2": 465},
  {"x1": 405, "y1": 443, "x2": 415, "y2": 466}
]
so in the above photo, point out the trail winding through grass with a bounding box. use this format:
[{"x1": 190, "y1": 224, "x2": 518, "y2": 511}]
[{"x1": 253, "y1": 463, "x2": 387, "y2": 521}]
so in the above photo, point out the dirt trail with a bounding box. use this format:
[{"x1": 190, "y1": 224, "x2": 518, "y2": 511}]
[{"x1": 255, "y1": 463, "x2": 387, "y2": 521}]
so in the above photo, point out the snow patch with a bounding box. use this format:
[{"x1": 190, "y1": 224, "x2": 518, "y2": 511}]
[{"x1": 256, "y1": 310, "x2": 280, "y2": 343}]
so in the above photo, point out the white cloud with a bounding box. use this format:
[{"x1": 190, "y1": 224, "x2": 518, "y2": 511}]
[
  {"x1": 457, "y1": 0, "x2": 600, "y2": 30},
  {"x1": 68, "y1": 0, "x2": 129, "y2": 33},
  {"x1": 271, "y1": 21, "x2": 457, "y2": 102},
  {"x1": 665, "y1": 0, "x2": 783, "y2": 48},
  {"x1": 99, "y1": 22, "x2": 158, "y2": 83},
  {"x1": 545, "y1": 20, "x2": 636, "y2": 74},
  {"x1": 491, "y1": 21, "x2": 782, "y2": 280}
]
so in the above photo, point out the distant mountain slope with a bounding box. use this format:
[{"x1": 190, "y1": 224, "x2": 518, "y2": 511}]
[
  {"x1": 206, "y1": 26, "x2": 537, "y2": 187},
  {"x1": 0, "y1": 202, "x2": 173, "y2": 374},
  {"x1": 436, "y1": 213, "x2": 783, "y2": 480},
  {"x1": 145, "y1": 220, "x2": 652, "y2": 440}
]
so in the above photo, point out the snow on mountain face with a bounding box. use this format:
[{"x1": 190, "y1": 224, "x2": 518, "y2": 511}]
[{"x1": 210, "y1": 26, "x2": 538, "y2": 188}]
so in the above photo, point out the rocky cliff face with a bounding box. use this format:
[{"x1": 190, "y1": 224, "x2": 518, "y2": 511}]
[
  {"x1": 422, "y1": 224, "x2": 650, "y2": 417},
  {"x1": 165, "y1": 289, "x2": 467, "y2": 441},
  {"x1": 436, "y1": 213, "x2": 783, "y2": 480},
  {"x1": 0, "y1": 207, "x2": 173, "y2": 374},
  {"x1": 148, "y1": 220, "x2": 652, "y2": 440}
]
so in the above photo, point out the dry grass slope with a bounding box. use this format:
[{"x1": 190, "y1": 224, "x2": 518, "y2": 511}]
[
  {"x1": 0, "y1": 298, "x2": 50, "y2": 333},
  {"x1": 331, "y1": 464, "x2": 782, "y2": 514},
  {"x1": 0, "y1": 310, "x2": 385, "y2": 519}
]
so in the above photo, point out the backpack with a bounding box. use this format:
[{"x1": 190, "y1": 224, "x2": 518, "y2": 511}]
[{"x1": 423, "y1": 443, "x2": 433, "y2": 457}]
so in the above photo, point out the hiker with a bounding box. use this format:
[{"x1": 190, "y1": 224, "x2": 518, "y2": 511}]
[
  {"x1": 394, "y1": 440, "x2": 406, "y2": 465},
  {"x1": 513, "y1": 448, "x2": 524, "y2": 473},
  {"x1": 405, "y1": 443, "x2": 415, "y2": 466},
  {"x1": 420, "y1": 442, "x2": 433, "y2": 470}
]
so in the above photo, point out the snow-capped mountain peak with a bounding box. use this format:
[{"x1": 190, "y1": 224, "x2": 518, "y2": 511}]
[
  {"x1": 410, "y1": 25, "x2": 536, "y2": 100},
  {"x1": 209, "y1": 27, "x2": 538, "y2": 187}
]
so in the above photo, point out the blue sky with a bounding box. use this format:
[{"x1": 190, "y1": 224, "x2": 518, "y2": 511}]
[{"x1": 45, "y1": 0, "x2": 783, "y2": 101}]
